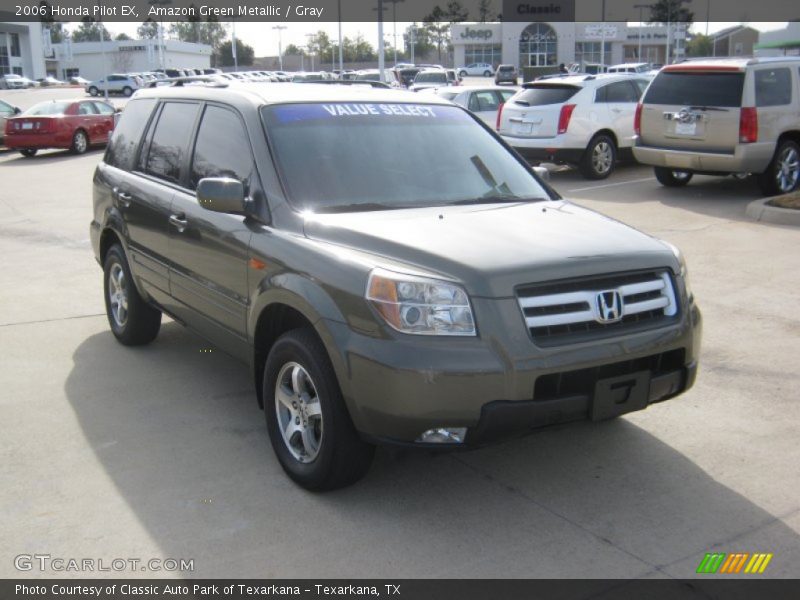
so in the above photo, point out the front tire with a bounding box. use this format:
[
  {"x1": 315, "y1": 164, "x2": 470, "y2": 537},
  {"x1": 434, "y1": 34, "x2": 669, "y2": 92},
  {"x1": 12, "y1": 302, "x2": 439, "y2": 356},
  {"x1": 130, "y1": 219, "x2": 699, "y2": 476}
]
[
  {"x1": 103, "y1": 244, "x2": 161, "y2": 346},
  {"x1": 71, "y1": 129, "x2": 88, "y2": 154},
  {"x1": 459, "y1": 70, "x2": 467, "y2": 78},
  {"x1": 88, "y1": 86, "x2": 98, "y2": 96},
  {"x1": 580, "y1": 134, "x2": 617, "y2": 180},
  {"x1": 19, "y1": 149, "x2": 37, "y2": 157},
  {"x1": 483, "y1": 70, "x2": 492, "y2": 77},
  {"x1": 757, "y1": 140, "x2": 800, "y2": 196},
  {"x1": 264, "y1": 329, "x2": 374, "y2": 491},
  {"x1": 654, "y1": 167, "x2": 693, "y2": 187},
  {"x1": 122, "y1": 86, "x2": 133, "y2": 97}
]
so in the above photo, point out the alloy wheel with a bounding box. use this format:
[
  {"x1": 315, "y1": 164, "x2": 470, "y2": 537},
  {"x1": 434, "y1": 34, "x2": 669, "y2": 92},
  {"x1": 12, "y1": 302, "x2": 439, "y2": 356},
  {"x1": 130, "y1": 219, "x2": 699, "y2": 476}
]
[
  {"x1": 108, "y1": 262, "x2": 128, "y2": 328},
  {"x1": 274, "y1": 362, "x2": 323, "y2": 463},
  {"x1": 592, "y1": 141, "x2": 613, "y2": 175},
  {"x1": 775, "y1": 146, "x2": 799, "y2": 193}
]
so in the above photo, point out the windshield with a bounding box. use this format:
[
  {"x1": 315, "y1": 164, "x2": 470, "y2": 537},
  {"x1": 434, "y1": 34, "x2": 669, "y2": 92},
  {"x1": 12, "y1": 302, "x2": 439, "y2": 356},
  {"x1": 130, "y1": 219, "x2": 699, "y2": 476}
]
[
  {"x1": 415, "y1": 72, "x2": 447, "y2": 83},
  {"x1": 25, "y1": 101, "x2": 71, "y2": 115},
  {"x1": 436, "y1": 90, "x2": 459, "y2": 101},
  {"x1": 262, "y1": 103, "x2": 549, "y2": 213},
  {"x1": 355, "y1": 72, "x2": 380, "y2": 81}
]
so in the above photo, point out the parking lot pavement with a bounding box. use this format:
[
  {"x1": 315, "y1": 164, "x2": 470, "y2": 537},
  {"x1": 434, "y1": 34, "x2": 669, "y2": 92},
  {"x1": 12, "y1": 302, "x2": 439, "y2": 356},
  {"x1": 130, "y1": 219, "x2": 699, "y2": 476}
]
[{"x1": 1, "y1": 147, "x2": 799, "y2": 578}]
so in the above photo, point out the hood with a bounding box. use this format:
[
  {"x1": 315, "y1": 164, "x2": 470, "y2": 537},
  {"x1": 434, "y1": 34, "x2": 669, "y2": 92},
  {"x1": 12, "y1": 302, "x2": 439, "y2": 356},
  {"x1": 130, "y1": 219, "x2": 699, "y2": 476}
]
[{"x1": 303, "y1": 201, "x2": 677, "y2": 298}]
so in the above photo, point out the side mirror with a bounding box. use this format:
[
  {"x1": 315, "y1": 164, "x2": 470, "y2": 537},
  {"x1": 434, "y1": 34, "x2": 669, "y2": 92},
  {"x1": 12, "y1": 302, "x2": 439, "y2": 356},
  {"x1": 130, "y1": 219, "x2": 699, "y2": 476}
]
[
  {"x1": 533, "y1": 166, "x2": 550, "y2": 182},
  {"x1": 196, "y1": 177, "x2": 246, "y2": 215},
  {"x1": 13, "y1": 106, "x2": 21, "y2": 115}
]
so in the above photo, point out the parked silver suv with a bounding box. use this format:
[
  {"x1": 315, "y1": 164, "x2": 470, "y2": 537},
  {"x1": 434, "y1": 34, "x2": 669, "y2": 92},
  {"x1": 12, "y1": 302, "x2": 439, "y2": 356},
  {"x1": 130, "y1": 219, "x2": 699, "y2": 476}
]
[{"x1": 634, "y1": 57, "x2": 800, "y2": 195}]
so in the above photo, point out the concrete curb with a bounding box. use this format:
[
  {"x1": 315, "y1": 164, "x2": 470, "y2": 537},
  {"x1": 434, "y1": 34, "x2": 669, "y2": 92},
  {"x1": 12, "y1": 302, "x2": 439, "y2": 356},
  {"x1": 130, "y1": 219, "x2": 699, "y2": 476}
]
[{"x1": 745, "y1": 197, "x2": 800, "y2": 227}]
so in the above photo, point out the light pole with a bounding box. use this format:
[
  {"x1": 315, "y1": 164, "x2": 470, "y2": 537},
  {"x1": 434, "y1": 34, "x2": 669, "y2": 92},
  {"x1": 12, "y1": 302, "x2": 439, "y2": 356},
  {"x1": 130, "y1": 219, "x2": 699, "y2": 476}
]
[
  {"x1": 377, "y1": 0, "x2": 385, "y2": 80},
  {"x1": 409, "y1": 23, "x2": 416, "y2": 64},
  {"x1": 337, "y1": 0, "x2": 343, "y2": 71},
  {"x1": 305, "y1": 33, "x2": 315, "y2": 71},
  {"x1": 272, "y1": 25, "x2": 286, "y2": 70},
  {"x1": 231, "y1": 20, "x2": 238, "y2": 71},
  {"x1": 384, "y1": 0, "x2": 404, "y2": 66}
]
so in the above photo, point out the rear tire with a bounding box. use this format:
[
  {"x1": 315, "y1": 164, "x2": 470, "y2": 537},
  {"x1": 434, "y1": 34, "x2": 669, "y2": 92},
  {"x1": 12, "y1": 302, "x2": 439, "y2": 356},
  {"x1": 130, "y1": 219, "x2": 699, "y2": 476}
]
[
  {"x1": 70, "y1": 129, "x2": 88, "y2": 154},
  {"x1": 483, "y1": 70, "x2": 492, "y2": 77},
  {"x1": 122, "y1": 86, "x2": 133, "y2": 97},
  {"x1": 756, "y1": 140, "x2": 800, "y2": 196},
  {"x1": 654, "y1": 167, "x2": 693, "y2": 187},
  {"x1": 580, "y1": 134, "x2": 617, "y2": 180},
  {"x1": 19, "y1": 149, "x2": 37, "y2": 157},
  {"x1": 103, "y1": 244, "x2": 161, "y2": 346},
  {"x1": 459, "y1": 70, "x2": 467, "y2": 78},
  {"x1": 264, "y1": 328, "x2": 374, "y2": 491}
]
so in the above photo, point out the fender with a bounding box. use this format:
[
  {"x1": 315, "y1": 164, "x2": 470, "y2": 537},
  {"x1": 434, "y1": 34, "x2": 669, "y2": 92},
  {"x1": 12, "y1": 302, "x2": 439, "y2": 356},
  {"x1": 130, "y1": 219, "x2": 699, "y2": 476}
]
[{"x1": 248, "y1": 273, "x2": 356, "y2": 403}]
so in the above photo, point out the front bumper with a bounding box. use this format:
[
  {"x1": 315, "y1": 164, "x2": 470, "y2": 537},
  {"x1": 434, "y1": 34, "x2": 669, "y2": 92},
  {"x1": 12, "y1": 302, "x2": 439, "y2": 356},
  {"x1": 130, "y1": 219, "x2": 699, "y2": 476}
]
[
  {"x1": 633, "y1": 141, "x2": 774, "y2": 174},
  {"x1": 325, "y1": 297, "x2": 702, "y2": 446}
]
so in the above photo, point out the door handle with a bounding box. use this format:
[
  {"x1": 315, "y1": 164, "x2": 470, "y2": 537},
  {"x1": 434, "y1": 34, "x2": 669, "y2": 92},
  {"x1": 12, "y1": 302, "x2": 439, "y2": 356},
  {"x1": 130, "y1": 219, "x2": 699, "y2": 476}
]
[
  {"x1": 112, "y1": 187, "x2": 132, "y2": 208},
  {"x1": 169, "y1": 214, "x2": 188, "y2": 233}
]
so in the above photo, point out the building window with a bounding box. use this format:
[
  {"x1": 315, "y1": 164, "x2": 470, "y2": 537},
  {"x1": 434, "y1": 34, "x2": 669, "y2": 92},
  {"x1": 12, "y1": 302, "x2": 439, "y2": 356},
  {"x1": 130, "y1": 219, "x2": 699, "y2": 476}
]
[
  {"x1": 65, "y1": 68, "x2": 80, "y2": 79},
  {"x1": 10, "y1": 33, "x2": 21, "y2": 57},
  {"x1": 734, "y1": 42, "x2": 743, "y2": 55},
  {"x1": 519, "y1": 23, "x2": 557, "y2": 67},
  {"x1": 464, "y1": 44, "x2": 502, "y2": 67},
  {"x1": 575, "y1": 41, "x2": 611, "y2": 65},
  {"x1": 0, "y1": 33, "x2": 8, "y2": 75}
]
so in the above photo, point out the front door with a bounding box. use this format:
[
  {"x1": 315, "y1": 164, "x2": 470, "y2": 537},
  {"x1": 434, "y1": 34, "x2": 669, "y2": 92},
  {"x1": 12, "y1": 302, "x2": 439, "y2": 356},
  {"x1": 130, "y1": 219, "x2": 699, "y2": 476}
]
[{"x1": 167, "y1": 103, "x2": 256, "y2": 359}]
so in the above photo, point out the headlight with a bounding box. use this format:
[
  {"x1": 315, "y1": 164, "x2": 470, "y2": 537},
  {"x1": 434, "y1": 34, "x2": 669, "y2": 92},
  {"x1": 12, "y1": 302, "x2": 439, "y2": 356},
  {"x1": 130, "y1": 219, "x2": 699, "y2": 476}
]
[
  {"x1": 664, "y1": 242, "x2": 693, "y2": 301},
  {"x1": 366, "y1": 268, "x2": 476, "y2": 336}
]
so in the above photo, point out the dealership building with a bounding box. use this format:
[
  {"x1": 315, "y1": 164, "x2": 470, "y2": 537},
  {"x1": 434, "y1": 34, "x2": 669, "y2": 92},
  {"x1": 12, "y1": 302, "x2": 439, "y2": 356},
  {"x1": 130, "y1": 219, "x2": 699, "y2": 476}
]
[
  {"x1": 451, "y1": 21, "x2": 686, "y2": 72},
  {"x1": 53, "y1": 39, "x2": 212, "y2": 81},
  {"x1": 0, "y1": 22, "x2": 47, "y2": 79}
]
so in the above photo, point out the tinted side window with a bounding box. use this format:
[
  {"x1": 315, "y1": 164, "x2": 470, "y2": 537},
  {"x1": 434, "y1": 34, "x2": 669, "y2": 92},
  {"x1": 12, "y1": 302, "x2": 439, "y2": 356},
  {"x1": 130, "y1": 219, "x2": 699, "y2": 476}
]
[
  {"x1": 515, "y1": 85, "x2": 580, "y2": 106},
  {"x1": 605, "y1": 81, "x2": 639, "y2": 103},
  {"x1": 78, "y1": 102, "x2": 98, "y2": 115},
  {"x1": 190, "y1": 105, "x2": 253, "y2": 191},
  {"x1": 755, "y1": 68, "x2": 792, "y2": 107},
  {"x1": 104, "y1": 98, "x2": 156, "y2": 171},
  {"x1": 145, "y1": 102, "x2": 200, "y2": 185},
  {"x1": 93, "y1": 102, "x2": 115, "y2": 115}
]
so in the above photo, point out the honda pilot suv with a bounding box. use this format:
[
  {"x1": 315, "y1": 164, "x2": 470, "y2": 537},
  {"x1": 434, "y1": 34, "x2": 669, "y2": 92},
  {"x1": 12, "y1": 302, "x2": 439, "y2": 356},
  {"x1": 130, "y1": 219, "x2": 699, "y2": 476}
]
[
  {"x1": 634, "y1": 57, "x2": 800, "y2": 194},
  {"x1": 91, "y1": 82, "x2": 701, "y2": 490}
]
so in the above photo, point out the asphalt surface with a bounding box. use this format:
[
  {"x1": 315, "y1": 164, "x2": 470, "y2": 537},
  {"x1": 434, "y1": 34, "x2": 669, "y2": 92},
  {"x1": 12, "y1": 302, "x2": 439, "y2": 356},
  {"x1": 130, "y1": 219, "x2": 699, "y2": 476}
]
[{"x1": 1, "y1": 87, "x2": 799, "y2": 580}]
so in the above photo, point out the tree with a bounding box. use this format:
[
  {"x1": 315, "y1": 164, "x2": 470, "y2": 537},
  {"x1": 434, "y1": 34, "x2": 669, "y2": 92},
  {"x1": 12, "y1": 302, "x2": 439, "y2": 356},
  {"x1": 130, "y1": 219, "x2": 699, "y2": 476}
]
[
  {"x1": 115, "y1": 32, "x2": 132, "y2": 41},
  {"x1": 137, "y1": 19, "x2": 159, "y2": 40},
  {"x1": 403, "y1": 24, "x2": 435, "y2": 60},
  {"x1": 443, "y1": 1, "x2": 469, "y2": 22},
  {"x1": 686, "y1": 33, "x2": 712, "y2": 57},
  {"x1": 169, "y1": 17, "x2": 226, "y2": 65},
  {"x1": 648, "y1": 0, "x2": 694, "y2": 24},
  {"x1": 423, "y1": 6, "x2": 450, "y2": 64},
  {"x1": 70, "y1": 20, "x2": 110, "y2": 43},
  {"x1": 218, "y1": 38, "x2": 255, "y2": 66},
  {"x1": 477, "y1": 0, "x2": 492, "y2": 23},
  {"x1": 284, "y1": 44, "x2": 302, "y2": 56}
]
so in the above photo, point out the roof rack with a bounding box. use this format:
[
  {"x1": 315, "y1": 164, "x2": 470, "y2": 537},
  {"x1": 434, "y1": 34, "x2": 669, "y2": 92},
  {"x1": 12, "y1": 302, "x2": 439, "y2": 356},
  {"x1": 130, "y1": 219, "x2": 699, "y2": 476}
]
[
  {"x1": 294, "y1": 80, "x2": 392, "y2": 89},
  {"x1": 147, "y1": 75, "x2": 228, "y2": 88}
]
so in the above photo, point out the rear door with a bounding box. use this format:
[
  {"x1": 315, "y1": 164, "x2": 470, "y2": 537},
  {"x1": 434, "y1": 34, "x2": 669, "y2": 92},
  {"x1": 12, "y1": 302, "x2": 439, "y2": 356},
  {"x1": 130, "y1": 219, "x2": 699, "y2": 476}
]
[
  {"x1": 76, "y1": 101, "x2": 102, "y2": 142},
  {"x1": 498, "y1": 83, "x2": 581, "y2": 139},
  {"x1": 123, "y1": 100, "x2": 201, "y2": 304},
  {"x1": 596, "y1": 80, "x2": 641, "y2": 147},
  {"x1": 167, "y1": 103, "x2": 253, "y2": 358},
  {"x1": 753, "y1": 66, "x2": 795, "y2": 146},
  {"x1": 92, "y1": 101, "x2": 117, "y2": 141},
  {"x1": 639, "y1": 68, "x2": 745, "y2": 152},
  {"x1": 467, "y1": 89, "x2": 501, "y2": 125}
]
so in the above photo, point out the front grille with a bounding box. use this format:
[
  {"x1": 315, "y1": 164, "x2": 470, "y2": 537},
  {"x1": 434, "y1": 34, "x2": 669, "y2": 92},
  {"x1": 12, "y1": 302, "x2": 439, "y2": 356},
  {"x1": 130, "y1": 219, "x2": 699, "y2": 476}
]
[
  {"x1": 517, "y1": 270, "x2": 679, "y2": 346},
  {"x1": 534, "y1": 349, "x2": 686, "y2": 401}
]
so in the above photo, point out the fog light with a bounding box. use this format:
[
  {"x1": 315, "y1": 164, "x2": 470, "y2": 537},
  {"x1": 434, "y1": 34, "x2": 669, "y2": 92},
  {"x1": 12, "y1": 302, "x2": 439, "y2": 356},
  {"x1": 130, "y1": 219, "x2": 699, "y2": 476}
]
[{"x1": 417, "y1": 427, "x2": 467, "y2": 444}]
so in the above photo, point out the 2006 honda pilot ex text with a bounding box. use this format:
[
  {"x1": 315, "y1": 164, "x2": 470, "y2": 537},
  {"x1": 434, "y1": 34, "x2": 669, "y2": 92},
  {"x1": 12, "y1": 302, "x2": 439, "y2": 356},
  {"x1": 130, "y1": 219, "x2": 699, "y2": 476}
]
[{"x1": 91, "y1": 83, "x2": 701, "y2": 490}]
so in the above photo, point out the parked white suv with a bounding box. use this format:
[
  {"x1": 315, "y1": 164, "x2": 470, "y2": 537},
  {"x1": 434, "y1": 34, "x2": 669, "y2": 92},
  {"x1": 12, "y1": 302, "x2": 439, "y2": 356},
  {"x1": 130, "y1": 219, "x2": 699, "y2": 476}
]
[
  {"x1": 458, "y1": 63, "x2": 495, "y2": 77},
  {"x1": 633, "y1": 57, "x2": 800, "y2": 195},
  {"x1": 497, "y1": 74, "x2": 649, "y2": 179}
]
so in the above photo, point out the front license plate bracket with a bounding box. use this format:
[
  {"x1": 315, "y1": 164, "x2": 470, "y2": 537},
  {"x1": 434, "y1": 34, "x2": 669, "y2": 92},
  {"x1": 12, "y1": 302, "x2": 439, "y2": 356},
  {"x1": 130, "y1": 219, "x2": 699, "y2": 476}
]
[{"x1": 591, "y1": 371, "x2": 650, "y2": 421}]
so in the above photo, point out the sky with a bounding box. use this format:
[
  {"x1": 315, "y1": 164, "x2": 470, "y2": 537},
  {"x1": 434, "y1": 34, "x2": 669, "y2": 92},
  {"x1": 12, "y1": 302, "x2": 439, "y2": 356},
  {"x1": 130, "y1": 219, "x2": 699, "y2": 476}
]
[{"x1": 90, "y1": 21, "x2": 789, "y2": 58}]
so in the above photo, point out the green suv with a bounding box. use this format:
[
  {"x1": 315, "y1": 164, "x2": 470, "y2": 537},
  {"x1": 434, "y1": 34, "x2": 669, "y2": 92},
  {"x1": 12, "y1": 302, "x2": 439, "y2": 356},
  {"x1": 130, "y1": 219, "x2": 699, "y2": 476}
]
[{"x1": 91, "y1": 82, "x2": 701, "y2": 490}]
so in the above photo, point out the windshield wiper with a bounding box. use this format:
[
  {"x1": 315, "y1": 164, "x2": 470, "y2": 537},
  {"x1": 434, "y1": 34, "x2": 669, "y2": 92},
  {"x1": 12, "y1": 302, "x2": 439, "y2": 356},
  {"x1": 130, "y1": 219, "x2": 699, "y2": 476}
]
[
  {"x1": 451, "y1": 196, "x2": 547, "y2": 206},
  {"x1": 688, "y1": 105, "x2": 729, "y2": 112}
]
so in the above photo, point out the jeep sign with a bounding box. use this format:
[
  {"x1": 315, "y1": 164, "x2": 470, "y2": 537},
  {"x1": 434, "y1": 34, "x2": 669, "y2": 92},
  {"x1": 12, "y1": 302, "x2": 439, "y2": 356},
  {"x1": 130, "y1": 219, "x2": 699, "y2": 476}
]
[{"x1": 460, "y1": 27, "x2": 494, "y2": 40}]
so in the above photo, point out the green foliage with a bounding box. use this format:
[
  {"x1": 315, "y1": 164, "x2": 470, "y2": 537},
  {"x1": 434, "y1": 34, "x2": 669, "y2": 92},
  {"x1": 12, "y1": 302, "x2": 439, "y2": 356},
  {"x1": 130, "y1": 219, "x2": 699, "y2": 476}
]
[
  {"x1": 218, "y1": 39, "x2": 255, "y2": 66},
  {"x1": 70, "y1": 20, "x2": 110, "y2": 43},
  {"x1": 648, "y1": 0, "x2": 694, "y2": 24},
  {"x1": 686, "y1": 34, "x2": 712, "y2": 57},
  {"x1": 137, "y1": 19, "x2": 159, "y2": 40},
  {"x1": 115, "y1": 33, "x2": 132, "y2": 41}
]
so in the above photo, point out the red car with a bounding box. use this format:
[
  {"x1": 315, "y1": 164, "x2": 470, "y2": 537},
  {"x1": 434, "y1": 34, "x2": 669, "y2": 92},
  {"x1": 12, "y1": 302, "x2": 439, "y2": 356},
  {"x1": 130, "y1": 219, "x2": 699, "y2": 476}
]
[{"x1": 4, "y1": 98, "x2": 118, "y2": 157}]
